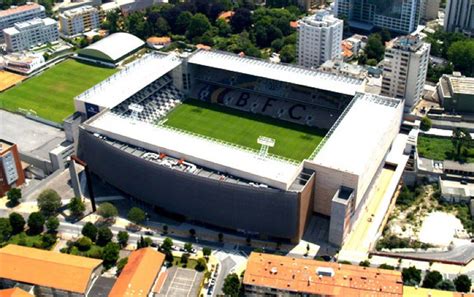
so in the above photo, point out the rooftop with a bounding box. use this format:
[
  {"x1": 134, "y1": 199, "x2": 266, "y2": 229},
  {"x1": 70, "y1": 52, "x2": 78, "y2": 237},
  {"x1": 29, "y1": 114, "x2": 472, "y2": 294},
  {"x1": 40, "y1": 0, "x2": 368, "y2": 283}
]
[
  {"x1": 300, "y1": 10, "x2": 342, "y2": 27},
  {"x1": 448, "y1": 76, "x2": 474, "y2": 95},
  {"x1": 78, "y1": 32, "x2": 144, "y2": 62},
  {"x1": 60, "y1": 5, "x2": 97, "y2": 17},
  {"x1": 0, "y1": 288, "x2": 32, "y2": 297},
  {"x1": 312, "y1": 93, "x2": 402, "y2": 175},
  {"x1": 187, "y1": 50, "x2": 364, "y2": 96},
  {"x1": 109, "y1": 248, "x2": 165, "y2": 297},
  {"x1": 4, "y1": 17, "x2": 56, "y2": 35},
  {"x1": 0, "y1": 3, "x2": 43, "y2": 18},
  {"x1": 84, "y1": 112, "x2": 302, "y2": 190},
  {"x1": 75, "y1": 52, "x2": 181, "y2": 109},
  {"x1": 243, "y1": 253, "x2": 403, "y2": 296},
  {"x1": 0, "y1": 245, "x2": 102, "y2": 294}
]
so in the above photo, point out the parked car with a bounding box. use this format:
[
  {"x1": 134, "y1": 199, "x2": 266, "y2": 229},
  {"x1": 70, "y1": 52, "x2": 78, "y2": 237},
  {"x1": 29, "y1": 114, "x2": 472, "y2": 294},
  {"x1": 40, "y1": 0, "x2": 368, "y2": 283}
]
[{"x1": 144, "y1": 230, "x2": 154, "y2": 236}]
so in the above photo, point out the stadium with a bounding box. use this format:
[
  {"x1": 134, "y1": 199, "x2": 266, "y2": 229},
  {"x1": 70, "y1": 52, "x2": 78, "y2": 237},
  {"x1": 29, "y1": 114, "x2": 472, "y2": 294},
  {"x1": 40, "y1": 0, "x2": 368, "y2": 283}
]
[{"x1": 75, "y1": 50, "x2": 403, "y2": 246}]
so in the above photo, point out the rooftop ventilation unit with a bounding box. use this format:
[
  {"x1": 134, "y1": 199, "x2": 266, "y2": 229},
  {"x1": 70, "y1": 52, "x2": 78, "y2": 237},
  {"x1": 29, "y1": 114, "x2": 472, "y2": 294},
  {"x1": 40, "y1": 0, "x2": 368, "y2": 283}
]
[{"x1": 316, "y1": 267, "x2": 335, "y2": 277}]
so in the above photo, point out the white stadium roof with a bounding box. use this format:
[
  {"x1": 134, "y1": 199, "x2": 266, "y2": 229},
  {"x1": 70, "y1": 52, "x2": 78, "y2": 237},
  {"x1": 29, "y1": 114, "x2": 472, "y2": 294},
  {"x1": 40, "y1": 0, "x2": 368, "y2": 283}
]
[
  {"x1": 75, "y1": 53, "x2": 181, "y2": 109},
  {"x1": 85, "y1": 113, "x2": 301, "y2": 191},
  {"x1": 78, "y1": 32, "x2": 144, "y2": 62},
  {"x1": 187, "y1": 50, "x2": 364, "y2": 96},
  {"x1": 312, "y1": 93, "x2": 402, "y2": 175}
]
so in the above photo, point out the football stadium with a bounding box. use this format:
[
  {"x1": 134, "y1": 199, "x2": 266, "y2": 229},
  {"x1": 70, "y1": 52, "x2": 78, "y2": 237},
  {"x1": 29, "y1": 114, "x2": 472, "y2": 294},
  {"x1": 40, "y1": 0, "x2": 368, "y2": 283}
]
[{"x1": 75, "y1": 50, "x2": 403, "y2": 246}]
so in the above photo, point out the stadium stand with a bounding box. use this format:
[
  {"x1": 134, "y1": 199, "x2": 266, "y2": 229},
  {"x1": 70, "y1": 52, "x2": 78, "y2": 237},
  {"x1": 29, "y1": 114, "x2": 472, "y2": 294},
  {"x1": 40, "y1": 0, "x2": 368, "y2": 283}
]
[
  {"x1": 191, "y1": 82, "x2": 339, "y2": 129},
  {"x1": 111, "y1": 74, "x2": 184, "y2": 123}
]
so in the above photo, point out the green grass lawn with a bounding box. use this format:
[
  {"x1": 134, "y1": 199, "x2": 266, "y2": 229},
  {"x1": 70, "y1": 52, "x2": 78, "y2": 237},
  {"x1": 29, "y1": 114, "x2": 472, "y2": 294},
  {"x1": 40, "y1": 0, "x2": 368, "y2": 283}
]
[
  {"x1": 8, "y1": 232, "x2": 43, "y2": 247},
  {"x1": 418, "y1": 134, "x2": 474, "y2": 162},
  {"x1": 0, "y1": 59, "x2": 117, "y2": 123},
  {"x1": 163, "y1": 99, "x2": 326, "y2": 161}
]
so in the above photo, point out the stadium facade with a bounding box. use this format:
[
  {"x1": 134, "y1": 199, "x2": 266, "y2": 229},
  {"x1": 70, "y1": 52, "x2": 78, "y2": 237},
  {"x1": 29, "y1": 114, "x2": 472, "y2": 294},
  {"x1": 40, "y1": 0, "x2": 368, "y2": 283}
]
[{"x1": 75, "y1": 50, "x2": 403, "y2": 246}]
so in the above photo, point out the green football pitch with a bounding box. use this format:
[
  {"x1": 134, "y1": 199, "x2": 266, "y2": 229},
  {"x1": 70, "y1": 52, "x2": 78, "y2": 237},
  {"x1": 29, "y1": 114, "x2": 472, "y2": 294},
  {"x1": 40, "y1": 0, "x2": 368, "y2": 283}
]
[
  {"x1": 0, "y1": 59, "x2": 117, "y2": 123},
  {"x1": 163, "y1": 99, "x2": 327, "y2": 161}
]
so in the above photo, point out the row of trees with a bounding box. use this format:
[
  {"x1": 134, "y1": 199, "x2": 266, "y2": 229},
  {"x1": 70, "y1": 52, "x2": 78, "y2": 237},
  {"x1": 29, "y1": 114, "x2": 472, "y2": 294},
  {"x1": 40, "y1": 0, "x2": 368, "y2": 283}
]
[
  {"x1": 102, "y1": 1, "x2": 301, "y2": 61},
  {"x1": 402, "y1": 266, "x2": 471, "y2": 292}
]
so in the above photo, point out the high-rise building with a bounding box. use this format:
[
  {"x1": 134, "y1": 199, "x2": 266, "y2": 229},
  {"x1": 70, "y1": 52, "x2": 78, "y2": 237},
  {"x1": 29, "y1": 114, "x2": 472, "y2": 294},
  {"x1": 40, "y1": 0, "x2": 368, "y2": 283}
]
[
  {"x1": 0, "y1": 3, "x2": 46, "y2": 34},
  {"x1": 59, "y1": 5, "x2": 100, "y2": 37},
  {"x1": 421, "y1": 0, "x2": 440, "y2": 20},
  {"x1": 3, "y1": 18, "x2": 59, "y2": 52},
  {"x1": 297, "y1": 0, "x2": 325, "y2": 11},
  {"x1": 335, "y1": 0, "x2": 422, "y2": 34},
  {"x1": 296, "y1": 11, "x2": 343, "y2": 68},
  {"x1": 444, "y1": 0, "x2": 474, "y2": 37},
  {"x1": 381, "y1": 34, "x2": 430, "y2": 111}
]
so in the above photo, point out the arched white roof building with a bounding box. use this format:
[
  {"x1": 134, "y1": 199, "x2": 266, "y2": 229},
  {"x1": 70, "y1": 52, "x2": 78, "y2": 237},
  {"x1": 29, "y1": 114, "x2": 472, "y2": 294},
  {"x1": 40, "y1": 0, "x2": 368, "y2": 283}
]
[{"x1": 78, "y1": 32, "x2": 144, "y2": 63}]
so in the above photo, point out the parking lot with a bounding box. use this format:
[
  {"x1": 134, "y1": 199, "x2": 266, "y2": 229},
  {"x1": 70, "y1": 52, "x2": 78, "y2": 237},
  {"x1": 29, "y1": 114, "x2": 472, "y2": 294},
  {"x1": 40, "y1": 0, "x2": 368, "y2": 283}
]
[{"x1": 159, "y1": 267, "x2": 203, "y2": 297}]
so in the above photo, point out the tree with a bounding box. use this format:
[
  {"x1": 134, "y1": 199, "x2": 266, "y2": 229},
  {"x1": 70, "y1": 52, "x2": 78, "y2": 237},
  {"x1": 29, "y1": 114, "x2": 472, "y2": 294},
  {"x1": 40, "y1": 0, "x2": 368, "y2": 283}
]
[
  {"x1": 127, "y1": 207, "x2": 146, "y2": 224},
  {"x1": 271, "y1": 38, "x2": 284, "y2": 52},
  {"x1": 160, "y1": 237, "x2": 173, "y2": 252},
  {"x1": 116, "y1": 257, "x2": 128, "y2": 275},
  {"x1": 162, "y1": 225, "x2": 168, "y2": 234},
  {"x1": 175, "y1": 11, "x2": 193, "y2": 35},
  {"x1": 378, "y1": 263, "x2": 395, "y2": 270},
  {"x1": 0, "y1": 218, "x2": 12, "y2": 243},
  {"x1": 37, "y1": 189, "x2": 62, "y2": 217},
  {"x1": 186, "y1": 13, "x2": 211, "y2": 40},
  {"x1": 436, "y1": 279, "x2": 455, "y2": 291},
  {"x1": 365, "y1": 33, "x2": 385, "y2": 62},
  {"x1": 118, "y1": 231, "x2": 129, "y2": 248},
  {"x1": 422, "y1": 270, "x2": 443, "y2": 288},
  {"x1": 46, "y1": 216, "x2": 59, "y2": 233},
  {"x1": 97, "y1": 226, "x2": 113, "y2": 246},
  {"x1": 41, "y1": 233, "x2": 56, "y2": 249},
  {"x1": 280, "y1": 44, "x2": 296, "y2": 63},
  {"x1": 27, "y1": 212, "x2": 45, "y2": 235},
  {"x1": 451, "y1": 128, "x2": 472, "y2": 160},
  {"x1": 7, "y1": 188, "x2": 21, "y2": 207},
  {"x1": 196, "y1": 257, "x2": 207, "y2": 271},
  {"x1": 106, "y1": 9, "x2": 120, "y2": 33},
  {"x1": 184, "y1": 242, "x2": 193, "y2": 253},
  {"x1": 222, "y1": 273, "x2": 240, "y2": 297},
  {"x1": 97, "y1": 203, "x2": 118, "y2": 219},
  {"x1": 402, "y1": 266, "x2": 421, "y2": 286},
  {"x1": 420, "y1": 116, "x2": 432, "y2": 131},
  {"x1": 203, "y1": 247, "x2": 212, "y2": 257},
  {"x1": 154, "y1": 17, "x2": 170, "y2": 36},
  {"x1": 78, "y1": 37, "x2": 89, "y2": 48},
  {"x1": 102, "y1": 242, "x2": 120, "y2": 269},
  {"x1": 454, "y1": 274, "x2": 472, "y2": 293},
  {"x1": 68, "y1": 197, "x2": 85, "y2": 218},
  {"x1": 218, "y1": 232, "x2": 224, "y2": 242},
  {"x1": 76, "y1": 236, "x2": 93, "y2": 251},
  {"x1": 380, "y1": 28, "x2": 391, "y2": 43},
  {"x1": 9, "y1": 212, "x2": 25, "y2": 235},
  {"x1": 126, "y1": 12, "x2": 151, "y2": 39},
  {"x1": 230, "y1": 8, "x2": 251, "y2": 33},
  {"x1": 359, "y1": 260, "x2": 371, "y2": 267},
  {"x1": 366, "y1": 58, "x2": 378, "y2": 66},
  {"x1": 189, "y1": 228, "x2": 196, "y2": 237},
  {"x1": 181, "y1": 252, "x2": 190, "y2": 265},
  {"x1": 216, "y1": 18, "x2": 231, "y2": 37},
  {"x1": 447, "y1": 40, "x2": 474, "y2": 76},
  {"x1": 81, "y1": 222, "x2": 98, "y2": 242}
]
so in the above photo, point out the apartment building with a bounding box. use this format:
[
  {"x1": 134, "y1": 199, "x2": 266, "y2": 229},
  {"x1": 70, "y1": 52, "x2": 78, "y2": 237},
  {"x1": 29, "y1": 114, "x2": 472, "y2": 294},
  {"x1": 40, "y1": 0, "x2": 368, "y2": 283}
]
[
  {"x1": 59, "y1": 5, "x2": 100, "y2": 37},
  {"x1": 297, "y1": 11, "x2": 343, "y2": 68},
  {"x1": 3, "y1": 18, "x2": 59, "y2": 52},
  {"x1": 243, "y1": 252, "x2": 404, "y2": 296},
  {"x1": 444, "y1": 0, "x2": 474, "y2": 37},
  {"x1": 381, "y1": 35, "x2": 430, "y2": 111},
  {"x1": 0, "y1": 3, "x2": 45, "y2": 34},
  {"x1": 335, "y1": 0, "x2": 422, "y2": 34}
]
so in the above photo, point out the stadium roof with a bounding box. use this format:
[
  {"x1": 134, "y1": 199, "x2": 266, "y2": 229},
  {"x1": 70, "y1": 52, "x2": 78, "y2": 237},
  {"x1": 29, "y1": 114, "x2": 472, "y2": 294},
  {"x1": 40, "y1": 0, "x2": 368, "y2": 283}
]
[
  {"x1": 187, "y1": 50, "x2": 364, "y2": 96},
  {"x1": 0, "y1": 244, "x2": 102, "y2": 294},
  {"x1": 85, "y1": 112, "x2": 302, "y2": 190},
  {"x1": 312, "y1": 93, "x2": 402, "y2": 175},
  {"x1": 243, "y1": 252, "x2": 403, "y2": 296},
  {"x1": 109, "y1": 248, "x2": 164, "y2": 297},
  {"x1": 78, "y1": 32, "x2": 144, "y2": 62},
  {"x1": 75, "y1": 53, "x2": 181, "y2": 109}
]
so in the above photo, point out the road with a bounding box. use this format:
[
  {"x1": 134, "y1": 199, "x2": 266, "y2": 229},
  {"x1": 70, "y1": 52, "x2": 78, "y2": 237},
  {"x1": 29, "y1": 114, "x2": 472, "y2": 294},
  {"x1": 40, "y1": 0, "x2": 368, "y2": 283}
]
[{"x1": 393, "y1": 243, "x2": 474, "y2": 263}]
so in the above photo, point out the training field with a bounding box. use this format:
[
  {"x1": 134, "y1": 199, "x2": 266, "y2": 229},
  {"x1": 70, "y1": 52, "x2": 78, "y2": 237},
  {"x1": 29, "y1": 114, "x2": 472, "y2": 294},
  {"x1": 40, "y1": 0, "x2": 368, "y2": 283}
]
[
  {"x1": 0, "y1": 59, "x2": 116, "y2": 123},
  {"x1": 164, "y1": 99, "x2": 326, "y2": 161}
]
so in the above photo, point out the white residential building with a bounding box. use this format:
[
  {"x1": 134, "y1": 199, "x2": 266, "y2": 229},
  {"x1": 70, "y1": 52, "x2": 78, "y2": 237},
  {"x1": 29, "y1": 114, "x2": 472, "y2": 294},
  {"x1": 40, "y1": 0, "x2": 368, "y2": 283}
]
[
  {"x1": 0, "y1": 3, "x2": 46, "y2": 34},
  {"x1": 3, "y1": 18, "x2": 59, "y2": 52},
  {"x1": 297, "y1": 11, "x2": 343, "y2": 68},
  {"x1": 444, "y1": 0, "x2": 474, "y2": 37},
  {"x1": 59, "y1": 5, "x2": 100, "y2": 37},
  {"x1": 381, "y1": 35, "x2": 430, "y2": 111}
]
